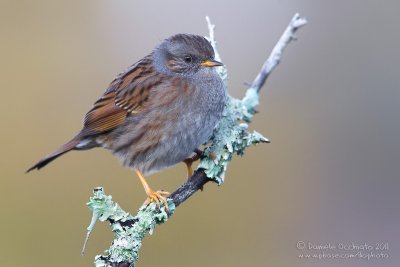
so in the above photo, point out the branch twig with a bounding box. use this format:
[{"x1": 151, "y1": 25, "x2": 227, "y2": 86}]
[
  {"x1": 250, "y1": 13, "x2": 307, "y2": 92},
  {"x1": 85, "y1": 13, "x2": 307, "y2": 267}
]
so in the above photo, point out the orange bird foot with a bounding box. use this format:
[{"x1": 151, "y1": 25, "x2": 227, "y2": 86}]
[
  {"x1": 143, "y1": 189, "x2": 171, "y2": 211},
  {"x1": 135, "y1": 170, "x2": 171, "y2": 212}
]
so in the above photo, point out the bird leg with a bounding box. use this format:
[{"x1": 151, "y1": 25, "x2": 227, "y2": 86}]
[
  {"x1": 183, "y1": 149, "x2": 204, "y2": 179},
  {"x1": 182, "y1": 149, "x2": 208, "y2": 191},
  {"x1": 135, "y1": 170, "x2": 170, "y2": 212}
]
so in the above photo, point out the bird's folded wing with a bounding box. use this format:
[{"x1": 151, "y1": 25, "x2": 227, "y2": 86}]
[{"x1": 81, "y1": 55, "x2": 165, "y2": 136}]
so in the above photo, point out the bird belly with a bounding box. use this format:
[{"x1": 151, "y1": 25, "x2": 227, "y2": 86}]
[{"x1": 107, "y1": 110, "x2": 219, "y2": 176}]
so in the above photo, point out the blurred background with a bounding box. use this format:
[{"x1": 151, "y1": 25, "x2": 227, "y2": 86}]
[{"x1": 1, "y1": 0, "x2": 399, "y2": 266}]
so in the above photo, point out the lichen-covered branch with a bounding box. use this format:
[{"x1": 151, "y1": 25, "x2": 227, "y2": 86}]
[
  {"x1": 249, "y1": 13, "x2": 307, "y2": 92},
  {"x1": 86, "y1": 14, "x2": 307, "y2": 267},
  {"x1": 242, "y1": 13, "x2": 307, "y2": 122}
]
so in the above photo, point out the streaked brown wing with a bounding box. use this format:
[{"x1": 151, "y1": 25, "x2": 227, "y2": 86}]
[{"x1": 81, "y1": 54, "x2": 162, "y2": 136}]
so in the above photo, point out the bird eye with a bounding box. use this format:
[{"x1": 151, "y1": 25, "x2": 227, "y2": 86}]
[{"x1": 184, "y1": 55, "x2": 192, "y2": 63}]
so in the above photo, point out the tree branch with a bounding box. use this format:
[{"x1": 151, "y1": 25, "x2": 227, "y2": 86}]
[
  {"x1": 250, "y1": 13, "x2": 307, "y2": 92},
  {"x1": 84, "y1": 13, "x2": 307, "y2": 267}
]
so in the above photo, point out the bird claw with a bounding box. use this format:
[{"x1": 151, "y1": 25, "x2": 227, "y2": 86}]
[{"x1": 143, "y1": 190, "x2": 171, "y2": 212}]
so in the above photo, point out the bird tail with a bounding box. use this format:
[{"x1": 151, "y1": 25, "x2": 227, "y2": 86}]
[{"x1": 26, "y1": 136, "x2": 81, "y2": 173}]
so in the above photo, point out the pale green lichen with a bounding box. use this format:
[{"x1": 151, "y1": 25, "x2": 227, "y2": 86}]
[
  {"x1": 86, "y1": 188, "x2": 175, "y2": 266},
  {"x1": 197, "y1": 95, "x2": 269, "y2": 185},
  {"x1": 87, "y1": 188, "x2": 135, "y2": 227},
  {"x1": 241, "y1": 87, "x2": 260, "y2": 122}
]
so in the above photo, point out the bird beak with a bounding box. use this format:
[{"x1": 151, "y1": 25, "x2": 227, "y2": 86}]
[{"x1": 201, "y1": 59, "x2": 224, "y2": 67}]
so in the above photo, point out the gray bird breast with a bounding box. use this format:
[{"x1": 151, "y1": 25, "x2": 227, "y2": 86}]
[{"x1": 108, "y1": 68, "x2": 226, "y2": 176}]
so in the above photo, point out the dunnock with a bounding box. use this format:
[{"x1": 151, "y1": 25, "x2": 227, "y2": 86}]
[{"x1": 27, "y1": 34, "x2": 226, "y2": 210}]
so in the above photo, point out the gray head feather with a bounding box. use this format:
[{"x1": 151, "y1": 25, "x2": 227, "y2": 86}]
[{"x1": 153, "y1": 34, "x2": 216, "y2": 75}]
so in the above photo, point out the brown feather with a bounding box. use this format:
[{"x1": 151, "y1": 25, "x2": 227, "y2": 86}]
[
  {"x1": 26, "y1": 136, "x2": 81, "y2": 172},
  {"x1": 81, "y1": 55, "x2": 158, "y2": 136},
  {"x1": 83, "y1": 92, "x2": 127, "y2": 133}
]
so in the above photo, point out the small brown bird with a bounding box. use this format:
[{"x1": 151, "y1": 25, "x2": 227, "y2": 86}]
[{"x1": 27, "y1": 34, "x2": 226, "y2": 210}]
